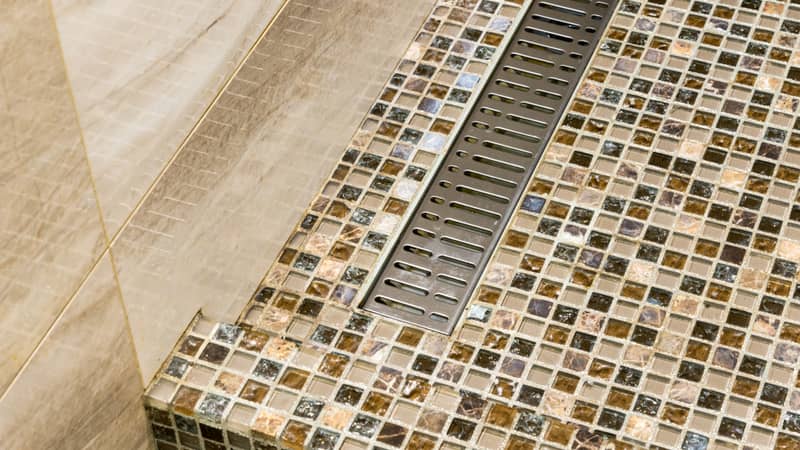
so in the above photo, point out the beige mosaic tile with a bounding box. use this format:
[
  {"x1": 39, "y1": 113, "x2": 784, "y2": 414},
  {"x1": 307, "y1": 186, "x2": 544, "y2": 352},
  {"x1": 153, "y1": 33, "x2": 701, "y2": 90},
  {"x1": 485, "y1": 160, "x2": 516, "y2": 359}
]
[
  {"x1": 0, "y1": 254, "x2": 147, "y2": 449},
  {"x1": 0, "y1": 0, "x2": 107, "y2": 391},
  {"x1": 110, "y1": 0, "x2": 434, "y2": 381},
  {"x1": 145, "y1": 0, "x2": 800, "y2": 448},
  {"x1": 145, "y1": 0, "x2": 528, "y2": 448}
]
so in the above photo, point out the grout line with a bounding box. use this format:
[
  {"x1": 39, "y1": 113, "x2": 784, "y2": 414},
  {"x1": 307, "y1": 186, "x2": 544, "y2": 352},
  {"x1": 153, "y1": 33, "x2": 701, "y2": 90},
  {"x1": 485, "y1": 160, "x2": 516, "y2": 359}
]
[
  {"x1": 0, "y1": 0, "x2": 126, "y2": 401},
  {"x1": 356, "y1": 0, "x2": 532, "y2": 329},
  {"x1": 106, "y1": 249, "x2": 148, "y2": 388},
  {"x1": 0, "y1": 0, "x2": 293, "y2": 400},
  {"x1": 104, "y1": 0, "x2": 292, "y2": 250},
  {"x1": 43, "y1": 1, "x2": 153, "y2": 389},
  {"x1": 236, "y1": 0, "x2": 442, "y2": 324}
]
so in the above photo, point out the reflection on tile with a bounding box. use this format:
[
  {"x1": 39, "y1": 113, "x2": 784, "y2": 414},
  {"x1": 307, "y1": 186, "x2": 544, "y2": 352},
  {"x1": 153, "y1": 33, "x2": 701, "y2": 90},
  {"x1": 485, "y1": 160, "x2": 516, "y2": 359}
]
[
  {"x1": 0, "y1": 0, "x2": 106, "y2": 390},
  {"x1": 0, "y1": 254, "x2": 146, "y2": 449},
  {"x1": 112, "y1": 0, "x2": 435, "y2": 380},
  {"x1": 144, "y1": 0, "x2": 529, "y2": 448},
  {"x1": 147, "y1": 0, "x2": 800, "y2": 448},
  {"x1": 84, "y1": 396, "x2": 152, "y2": 450},
  {"x1": 53, "y1": 0, "x2": 286, "y2": 234}
]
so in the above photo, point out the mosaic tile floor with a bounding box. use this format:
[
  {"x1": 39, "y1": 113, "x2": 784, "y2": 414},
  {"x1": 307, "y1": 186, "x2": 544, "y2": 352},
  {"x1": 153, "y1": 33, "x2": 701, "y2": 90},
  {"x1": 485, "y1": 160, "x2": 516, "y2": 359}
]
[{"x1": 144, "y1": 0, "x2": 800, "y2": 449}]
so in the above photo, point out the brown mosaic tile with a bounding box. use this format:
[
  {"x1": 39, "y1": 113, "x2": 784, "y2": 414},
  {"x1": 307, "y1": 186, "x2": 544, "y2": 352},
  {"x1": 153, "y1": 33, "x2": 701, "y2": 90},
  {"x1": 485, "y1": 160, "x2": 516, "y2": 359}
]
[{"x1": 144, "y1": 0, "x2": 800, "y2": 448}]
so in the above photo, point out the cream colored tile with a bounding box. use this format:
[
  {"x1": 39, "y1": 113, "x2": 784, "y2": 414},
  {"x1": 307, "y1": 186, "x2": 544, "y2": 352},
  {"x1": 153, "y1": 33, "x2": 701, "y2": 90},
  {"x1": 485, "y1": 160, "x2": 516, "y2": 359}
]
[
  {"x1": 0, "y1": 0, "x2": 107, "y2": 390},
  {"x1": 0, "y1": 254, "x2": 146, "y2": 449},
  {"x1": 53, "y1": 0, "x2": 286, "y2": 233},
  {"x1": 112, "y1": 0, "x2": 435, "y2": 380},
  {"x1": 84, "y1": 396, "x2": 153, "y2": 450}
]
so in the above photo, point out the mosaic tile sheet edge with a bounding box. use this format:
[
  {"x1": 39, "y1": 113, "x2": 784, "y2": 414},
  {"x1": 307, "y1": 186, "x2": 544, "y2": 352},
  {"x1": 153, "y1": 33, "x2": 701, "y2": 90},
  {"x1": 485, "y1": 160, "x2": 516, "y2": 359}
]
[
  {"x1": 146, "y1": 0, "x2": 800, "y2": 448},
  {"x1": 144, "y1": 0, "x2": 533, "y2": 449}
]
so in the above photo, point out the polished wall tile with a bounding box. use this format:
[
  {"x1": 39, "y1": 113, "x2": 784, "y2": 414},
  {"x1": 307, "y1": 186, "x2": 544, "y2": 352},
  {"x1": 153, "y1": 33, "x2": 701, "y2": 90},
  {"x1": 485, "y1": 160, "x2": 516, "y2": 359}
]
[
  {"x1": 111, "y1": 0, "x2": 435, "y2": 380},
  {"x1": 84, "y1": 396, "x2": 153, "y2": 450},
  {"x1": 0, "y1": 254, "x2": 147, "y2": 449},
  {"x1": 53, "y1": 0, "x2": 286, "y2": 234},
  {"x1": 0, "y1": 0, "x2": 107, "y2": 390}
]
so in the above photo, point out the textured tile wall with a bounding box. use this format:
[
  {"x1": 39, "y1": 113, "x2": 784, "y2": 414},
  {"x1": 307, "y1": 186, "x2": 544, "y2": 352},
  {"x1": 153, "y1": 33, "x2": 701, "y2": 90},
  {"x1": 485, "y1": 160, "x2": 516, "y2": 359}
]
[
  {"x1": 0, "y1": 255, "x2": 149, "y2": 450},
  {"x1": 0, "y1": 2, "x2": 146, "y2": 446},
  {"x1": 144, "y1": 0, "x2": 800, "y2": 448},
  {"x1": 109, "y1": 0, "x2": 435, "y2": 381},
  {"x1": 0, "y1": 0, "x2": 108, "y2": 391},
  {"x1": 2, "y1": 0, "x2": 434, "y2": 446},
  {"x1": 52, "y1": 0, "x2": 286, "y2": 234}
]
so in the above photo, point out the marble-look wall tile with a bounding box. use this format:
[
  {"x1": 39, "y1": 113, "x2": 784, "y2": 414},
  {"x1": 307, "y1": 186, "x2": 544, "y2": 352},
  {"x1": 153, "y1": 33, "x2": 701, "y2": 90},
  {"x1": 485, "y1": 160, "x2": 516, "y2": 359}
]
[
  {"x1": 84, "y1": 395, "x2": 153, "y2": 450},
  {"x1": 53, "y1": 0, "x2": 286, "y2": 233},
  {"x1": 0, "y1": 0, "x2": 107, "y2": 390},
  {"x1": 0, "y1": 254, "x2": 147, "y2": 449},
  {"x1": 111, "y1": 0, "x2": 435, "y2": 380}
]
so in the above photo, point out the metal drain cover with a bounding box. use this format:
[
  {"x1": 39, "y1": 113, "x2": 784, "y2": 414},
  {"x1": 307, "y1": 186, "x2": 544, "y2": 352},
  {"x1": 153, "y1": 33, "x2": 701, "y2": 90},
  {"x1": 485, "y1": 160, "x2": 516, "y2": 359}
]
[{"x1": 362, "y1": 0, "x2": 619, "y2": 333}]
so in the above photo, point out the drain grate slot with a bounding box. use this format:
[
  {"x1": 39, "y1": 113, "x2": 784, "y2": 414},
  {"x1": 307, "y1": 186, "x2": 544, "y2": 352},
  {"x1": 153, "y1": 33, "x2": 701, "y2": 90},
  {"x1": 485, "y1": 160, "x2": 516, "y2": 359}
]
[{"x1": 361, "y1": 0, "x2": 618, "y2": 334}]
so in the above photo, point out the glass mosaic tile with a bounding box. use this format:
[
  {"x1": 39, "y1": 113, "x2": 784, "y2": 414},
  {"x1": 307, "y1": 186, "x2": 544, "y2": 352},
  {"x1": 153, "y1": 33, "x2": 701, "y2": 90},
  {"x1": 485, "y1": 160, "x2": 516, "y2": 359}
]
[
  {"x1": 145, "y1": 0, "x2": 800, "y2": 448},
  {"x1": 362, "y1": 0, "x2": 619, "y2": 334}
]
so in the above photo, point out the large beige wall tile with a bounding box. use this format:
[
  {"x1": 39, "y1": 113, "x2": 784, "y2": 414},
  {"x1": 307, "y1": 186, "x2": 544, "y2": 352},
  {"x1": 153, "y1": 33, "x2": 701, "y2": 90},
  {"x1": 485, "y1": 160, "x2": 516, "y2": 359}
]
[
  {"x1": 84, "y1": 395, "x2": 153, "y2": 450},
  {"x1": 0, "y1": 254, "x2": 147, "y2": 449},
  {"x1": 112, "y1": 0, "x2": 435, "y2": 380},
  {"x1": 53, "y1": 0, "x2": 285, "y2": 233},
  {"x1": 0, "y1": 0, "x2": 107, "y2": 390}
]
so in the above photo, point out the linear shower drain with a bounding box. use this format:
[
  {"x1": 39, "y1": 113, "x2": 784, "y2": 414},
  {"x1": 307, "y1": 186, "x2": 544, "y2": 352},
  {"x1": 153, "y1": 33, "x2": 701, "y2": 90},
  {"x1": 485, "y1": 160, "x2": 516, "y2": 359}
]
[{"x1": 362, "y1": 0, "x2": 619, "y2": 334}]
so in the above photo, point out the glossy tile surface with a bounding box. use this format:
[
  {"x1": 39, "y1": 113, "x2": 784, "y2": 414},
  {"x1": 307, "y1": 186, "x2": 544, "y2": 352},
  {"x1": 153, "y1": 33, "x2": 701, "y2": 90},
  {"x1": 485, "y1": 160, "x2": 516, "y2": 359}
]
[
  {"x1": 144, "y1": 0, "x2": 529, "y2": 448},
  {"x1": 0, "y1": 254, "x2": 147, "y2": 449},
  {"x1": 112, "y1": 0, "x2": 435, "y2": 381},
  {"x1": 465, "y1": 0, "x2": 800, "y2": 445},
  {"x1": 0, "y1": 0, "x2": 106, "y2": 391},
  {"x1": 53, "y1": 0, "x2": 286, "y2": 234},
  {"x1": 85, "y1": 396, "x2": 153, "y2": 450},
  {"x1": 145, "y1": 0, "x2": 800, "y2": 448}
]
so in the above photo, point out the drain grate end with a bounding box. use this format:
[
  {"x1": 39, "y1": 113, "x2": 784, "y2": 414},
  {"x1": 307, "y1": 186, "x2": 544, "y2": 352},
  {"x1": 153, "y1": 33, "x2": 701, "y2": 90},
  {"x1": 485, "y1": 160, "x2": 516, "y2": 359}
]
[{"x1": 362, "y1": 0, "x2": 619, "y2": 334}]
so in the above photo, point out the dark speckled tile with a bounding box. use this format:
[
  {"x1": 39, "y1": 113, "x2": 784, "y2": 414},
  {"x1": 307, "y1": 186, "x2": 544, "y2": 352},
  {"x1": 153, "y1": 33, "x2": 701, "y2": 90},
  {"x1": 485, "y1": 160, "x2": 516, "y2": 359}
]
[{"x1": 145, "y1": 0, "x2": 800, "y2": 448}]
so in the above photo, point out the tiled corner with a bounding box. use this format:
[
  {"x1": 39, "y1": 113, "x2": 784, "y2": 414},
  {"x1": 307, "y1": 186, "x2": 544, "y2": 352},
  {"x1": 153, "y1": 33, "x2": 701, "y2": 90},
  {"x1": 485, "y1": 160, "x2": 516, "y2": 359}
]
[
  {"x1": 109, "y1": 0, "x2": 435, "y2": 381},
  {"x1": 144, "y1": 0, "x2": 527, "y2": 448},
  {"x1": 0, "y1": 254, "x2": 148, "y2": 449},
  {"x1": 145, "y1": 0, "x2": 800, "y2": 449},
  {"x1": 53, "y1": 0, "x2": 286, "y2": 234},
  {"x1": 0, "y1": 0, "x2": 107, "y2": 391}
]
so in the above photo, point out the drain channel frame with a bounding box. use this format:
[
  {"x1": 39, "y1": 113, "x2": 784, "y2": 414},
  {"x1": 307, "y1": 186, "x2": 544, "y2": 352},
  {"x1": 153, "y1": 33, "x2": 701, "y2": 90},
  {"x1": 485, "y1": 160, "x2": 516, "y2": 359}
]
[{"x1": 362, "y1": 0, "x2": 620, "y2": 334}]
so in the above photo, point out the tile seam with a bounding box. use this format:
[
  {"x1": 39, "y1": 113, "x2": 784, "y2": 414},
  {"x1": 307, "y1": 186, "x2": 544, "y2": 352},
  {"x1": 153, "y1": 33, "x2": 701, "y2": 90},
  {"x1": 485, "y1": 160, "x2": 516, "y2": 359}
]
[
  {"x1": 0, "y1": 0, "x2": 118, "y2": 401},
  {"x1": 235, "y1": 0, "x2": 445, "y2": 323},
  {"x1": 103, "y1": 0, "x2": 292, "y2": 249}
]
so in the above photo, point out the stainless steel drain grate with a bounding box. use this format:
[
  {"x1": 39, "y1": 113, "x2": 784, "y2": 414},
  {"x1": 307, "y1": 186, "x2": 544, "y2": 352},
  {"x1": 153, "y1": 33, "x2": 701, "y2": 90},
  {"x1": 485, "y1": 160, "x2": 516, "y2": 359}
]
[{"x1": 362, "y1": 0, "x2": 619, "y2": 333}]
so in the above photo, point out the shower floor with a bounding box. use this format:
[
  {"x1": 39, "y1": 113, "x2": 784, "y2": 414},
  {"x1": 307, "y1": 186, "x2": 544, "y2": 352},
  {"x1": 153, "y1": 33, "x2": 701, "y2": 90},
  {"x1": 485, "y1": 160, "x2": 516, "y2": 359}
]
[{"x1": 145, "y1": 0, "x2": 800, "y2": 449}]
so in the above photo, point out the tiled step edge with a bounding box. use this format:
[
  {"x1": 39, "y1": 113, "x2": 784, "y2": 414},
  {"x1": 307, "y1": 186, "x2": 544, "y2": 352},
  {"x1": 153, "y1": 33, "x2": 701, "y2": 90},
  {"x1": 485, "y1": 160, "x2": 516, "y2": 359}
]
[{"x1": 143, "y1": 0, "x2": 533, "y2": 449}]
